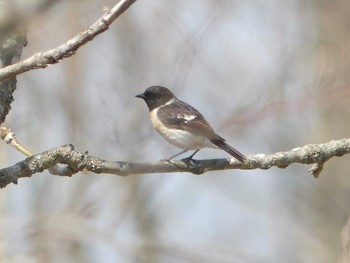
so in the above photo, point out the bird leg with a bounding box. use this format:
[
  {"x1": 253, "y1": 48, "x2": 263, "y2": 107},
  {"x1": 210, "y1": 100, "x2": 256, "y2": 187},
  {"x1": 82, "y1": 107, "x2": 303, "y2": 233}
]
[
  {"x1": 182, "y1": 149, "x2": 200, "y2": 162},
  {"x1": 162, "y1": 149, "x2": 188, "y2": 162},
  {"x1": 163, "y1": 149, "x2": 200, "y2": 164}
]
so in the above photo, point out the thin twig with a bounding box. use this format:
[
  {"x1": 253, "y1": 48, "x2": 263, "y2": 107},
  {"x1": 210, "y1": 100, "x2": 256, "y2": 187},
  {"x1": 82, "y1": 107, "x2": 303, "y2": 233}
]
[
  {"x1": 0, "y1": 127, "x2": 33, "y2": 157},
  {"x1": 0, "y1": 0, "x2": 137, "y2": 81}
]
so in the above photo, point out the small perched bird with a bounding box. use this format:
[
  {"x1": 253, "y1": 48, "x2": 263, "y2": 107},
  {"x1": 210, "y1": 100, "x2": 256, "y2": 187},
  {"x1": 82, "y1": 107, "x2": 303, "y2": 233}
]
[{"x1": 136, "y1": 86, "x2": 246, "y2": 162}]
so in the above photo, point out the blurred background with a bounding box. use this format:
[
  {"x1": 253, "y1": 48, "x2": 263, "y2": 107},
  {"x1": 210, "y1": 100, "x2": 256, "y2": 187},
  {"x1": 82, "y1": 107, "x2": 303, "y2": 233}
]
[{"x1": 1, "y1": 0, "x2": 350, "y2": 262}]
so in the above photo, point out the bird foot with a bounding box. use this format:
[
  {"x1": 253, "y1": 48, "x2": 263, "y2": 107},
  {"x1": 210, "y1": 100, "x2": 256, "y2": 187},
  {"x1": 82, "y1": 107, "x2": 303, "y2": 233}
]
[
  {"x1": 181, "y1": 157, "x2": 205, "y2": 175},
  {"x1": 181, "y1": 156, "x2": 198, "y2": 167}
]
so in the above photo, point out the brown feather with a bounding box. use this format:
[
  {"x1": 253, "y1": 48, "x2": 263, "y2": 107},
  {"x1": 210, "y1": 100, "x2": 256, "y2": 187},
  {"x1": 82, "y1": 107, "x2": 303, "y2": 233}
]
[
  {"x1": 157, "y1": 99, "x2": 221, "y2": 139},
  {"x1": 210, "y1": 139, "x2": 246, "y2": 163}
]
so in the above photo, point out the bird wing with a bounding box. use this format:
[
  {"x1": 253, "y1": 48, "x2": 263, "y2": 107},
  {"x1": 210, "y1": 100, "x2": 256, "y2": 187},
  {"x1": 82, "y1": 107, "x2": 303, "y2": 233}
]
[{"x1": 157, "y1": 100, "x2": 224, "y2": 140}]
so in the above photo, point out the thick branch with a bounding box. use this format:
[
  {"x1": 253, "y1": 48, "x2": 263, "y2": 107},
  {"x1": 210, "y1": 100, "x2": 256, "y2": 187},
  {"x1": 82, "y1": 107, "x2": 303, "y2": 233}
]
[
  {"x1": 0, "y1": 138, "x2": 349, "y2": 188},
  {"x1": 0, "y1": 0, "x2": 137, "y2": 81},
  {"x1": 0, "y1": 31, "x2": 26, "y2": 123}
]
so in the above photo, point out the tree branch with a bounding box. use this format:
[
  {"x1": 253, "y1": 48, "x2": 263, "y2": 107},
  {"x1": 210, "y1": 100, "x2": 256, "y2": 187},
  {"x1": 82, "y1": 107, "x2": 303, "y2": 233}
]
[
  {"x1": 1, "y1": 138, "x2": 349, "y2": 188},
  {"x1": 0, "y1": 0, "x2": 137, "y2": 81},
  {"x1": 0, "y1": 31, "x2": 27, "y2": 123}
]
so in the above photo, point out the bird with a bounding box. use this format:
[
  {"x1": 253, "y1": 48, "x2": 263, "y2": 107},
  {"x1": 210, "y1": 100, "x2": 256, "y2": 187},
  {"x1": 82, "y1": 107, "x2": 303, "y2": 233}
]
[{"x1": 136, "y1": 86, "x2": 246, "y2": 163}]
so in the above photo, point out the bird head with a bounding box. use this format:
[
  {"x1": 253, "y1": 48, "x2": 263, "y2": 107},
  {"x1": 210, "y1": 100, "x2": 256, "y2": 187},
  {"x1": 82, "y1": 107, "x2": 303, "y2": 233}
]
[{"x1": 136, "y1": 86, "x2": 176, "y2": 111}]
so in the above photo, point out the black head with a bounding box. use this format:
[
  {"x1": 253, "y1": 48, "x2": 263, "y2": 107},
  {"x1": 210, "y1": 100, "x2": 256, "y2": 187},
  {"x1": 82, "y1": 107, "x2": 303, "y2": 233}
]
[{"x1": 136, "y1": 86, "x2": 176, "y2": 111}]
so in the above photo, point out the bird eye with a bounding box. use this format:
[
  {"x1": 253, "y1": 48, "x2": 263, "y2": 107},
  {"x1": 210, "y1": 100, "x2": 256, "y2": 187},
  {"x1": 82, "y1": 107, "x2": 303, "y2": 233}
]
[{"x1": 144, "y1": 90, "x2": 152, "y2": 98}]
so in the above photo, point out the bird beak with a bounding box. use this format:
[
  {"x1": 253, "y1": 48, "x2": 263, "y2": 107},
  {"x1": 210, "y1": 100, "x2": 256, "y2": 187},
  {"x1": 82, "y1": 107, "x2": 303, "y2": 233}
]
[{"x1": 135, "y1": 93, "x2": 145, "y2": 99}]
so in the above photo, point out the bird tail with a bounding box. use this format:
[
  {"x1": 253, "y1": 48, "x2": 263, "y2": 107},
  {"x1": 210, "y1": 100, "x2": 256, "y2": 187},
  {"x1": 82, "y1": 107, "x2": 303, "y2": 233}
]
[{"x1": 210, "y1": 139, "x2": 246, "y2": 163}]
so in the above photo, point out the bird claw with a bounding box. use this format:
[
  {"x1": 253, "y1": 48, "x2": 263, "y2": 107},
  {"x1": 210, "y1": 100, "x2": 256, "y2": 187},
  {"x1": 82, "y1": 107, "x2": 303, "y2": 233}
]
[
  {"x1": 161, "y1": 157, "x2": 205, "y2": 175},
  {"x1": 181, "y1": 157, "x2": 205, "y2": 175},
  {"x1": 181, "y1": 156, "x2": 197, "y2": 167}
]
